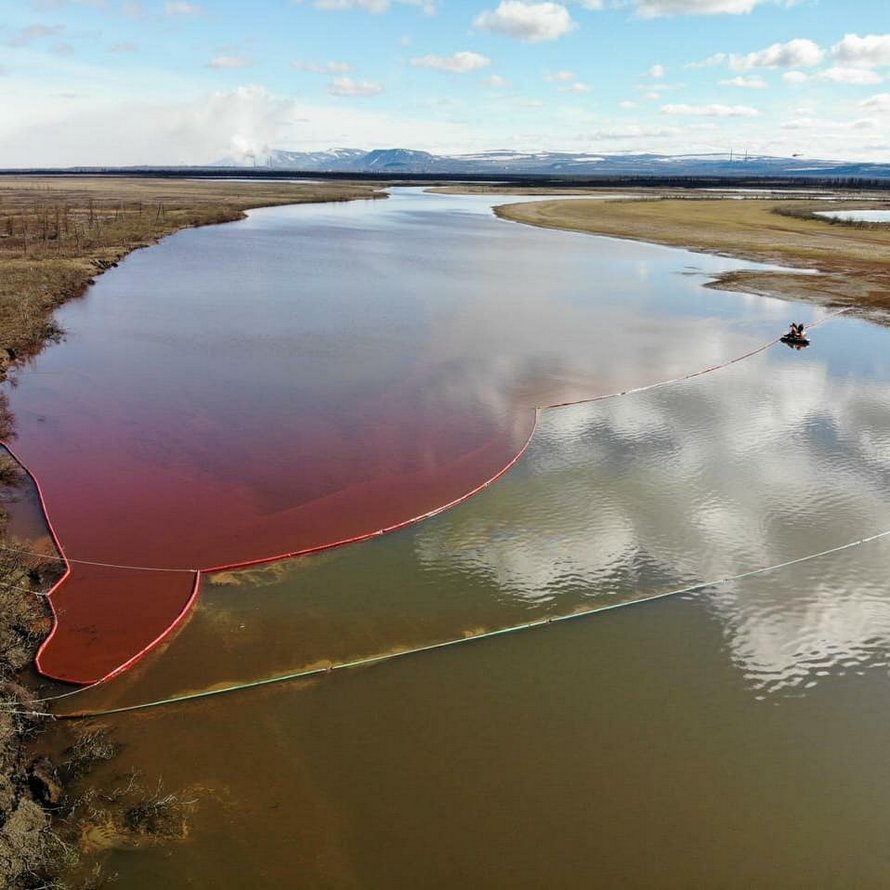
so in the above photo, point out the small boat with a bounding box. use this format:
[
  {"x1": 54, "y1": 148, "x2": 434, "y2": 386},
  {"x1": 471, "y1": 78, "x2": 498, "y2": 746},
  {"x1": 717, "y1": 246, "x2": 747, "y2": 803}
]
[{"x1": 781, "y1": 323, "x2": 810, "y2": 349}]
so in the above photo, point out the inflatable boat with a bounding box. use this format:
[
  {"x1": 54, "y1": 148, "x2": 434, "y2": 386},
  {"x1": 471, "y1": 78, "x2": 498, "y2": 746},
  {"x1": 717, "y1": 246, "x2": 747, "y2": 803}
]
[{"x1": 780, "y1": 331, "x2": 810, "y2": 348}]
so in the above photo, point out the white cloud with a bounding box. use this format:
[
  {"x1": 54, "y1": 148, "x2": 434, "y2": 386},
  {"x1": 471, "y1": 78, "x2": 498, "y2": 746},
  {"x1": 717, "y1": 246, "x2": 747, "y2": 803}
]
[
  {"x1": 818, "y1": 67, "x2": 883, "y2": 85},
  {"x1": 661, "y1": 102, "x2": 760, "y2": 116},
  {"x1": 545, "y1": 69, "x2": 576, "y2": 82},
  {"x1": 165, "y1": 1, "x2": 202, "y2": 14},
  {"x1": 110, "y1": 41, "x2": 138, "y2": 53},
  {"x1": 0, "y1": 85, "x2": 288, "y2": 166},
  {"x1": 411, "y1": 51, "x2": 491, "y2": 73},
  {"x1": 644, "y1": 91, "x2": 661, "y2": 100},
  {"x1": 485, "y1": 74, "x2": 509, "y2": 87},
  {"x1": 782, "y1": 71, "x2": 809, "y2": 85},
  {"x1": 832, "y1": 34, "x2": 890, "y2": 69},
  {"x1": 544, "y1": 69, "x2": 596, "y2": 95},
  {"x1": 293, "y1": 60, "x2": 352, "y2": 74},
  {"x1": 859, "y1": 92, "x2": 890, "y2": 112},
  {"x1": 576, "y1": 0, "x2": 603, "y2": 7},
  {"x1": 316, "y1": 0, "x2": 390, "y2": 11},
  {"x1": 8, "y1": 24, "x2": 65, "y2": 46},
  {"x1": 591, "y1": 124, "x2": 680, "y2": 138},
  {"x1": 328, "y1": 76, "x2": 384, "y2": 96},
  {"x1": 648, "y1": 63, "x2": 665, "y2": 78},
  {"x1": 686, "y1": 52, "x2": 727, "y2": 68},
  {"x1": 780, "y1": 117, "x2": 816, "y2": 130},
  {"x1": 0, "y1": 83, "x2": 493, "y2": 165},
  {"x1": 731, "y1": 38, "x2": 824, "y2": 71},
  {"x1": 619, "y1": 100, "x2": 639, "y2": 109},
  {"x1": 474, "y1": 1, "x2": 576, "y2": 43},
  {"x1": 207, "y1": 55, "x2": 253, "y2": 69},
  {"x1": 632, "y1": 0, "x2": 788, "y2": 17},
  {"x1": 719, "y1": 75, "x2": 767, "y2": 88},
  {"x1": 776, "y1": 112, "x2": 887, "y2": 137},
  {"x1": 314, "y1": 0, "x2": 436, "y2": 12},
  {"x1": 403, "y1": 0, "x2": 438, "y2": 14},
  {"x1": 33, "y1": 0, "x2": 105, "y2": 7}
]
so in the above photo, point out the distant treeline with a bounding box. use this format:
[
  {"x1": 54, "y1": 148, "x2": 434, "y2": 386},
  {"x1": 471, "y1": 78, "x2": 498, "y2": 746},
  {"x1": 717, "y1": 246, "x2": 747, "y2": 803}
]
[{"x1": 2, "y1": 169, "x2": 890, "y2": 191}]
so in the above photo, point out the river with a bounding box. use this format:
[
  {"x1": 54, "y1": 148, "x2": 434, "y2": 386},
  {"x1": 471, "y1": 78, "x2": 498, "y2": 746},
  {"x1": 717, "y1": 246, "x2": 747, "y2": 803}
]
[{"x1": 11, "y1": 189, "x2": 890, "y2": 887}]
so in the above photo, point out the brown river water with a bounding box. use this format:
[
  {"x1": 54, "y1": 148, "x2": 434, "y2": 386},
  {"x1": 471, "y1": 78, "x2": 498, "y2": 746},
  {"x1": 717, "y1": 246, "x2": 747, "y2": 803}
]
[{"x1": 11, "y1": 189, "x2": 890, "y2": 887}]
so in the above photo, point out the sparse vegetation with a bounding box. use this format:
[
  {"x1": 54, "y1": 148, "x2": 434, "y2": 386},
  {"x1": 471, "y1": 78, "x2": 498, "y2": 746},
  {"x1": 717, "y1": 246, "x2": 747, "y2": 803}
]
[
  {"x1": 121, "y1": 780, "x2": 192, "y2": 840},
  {"x1": 772, "y1": 203, "x2": 890, "y2": 230},
  {"x1": 59, "y1": 765, "x2": 195, "y2": 864},
  {"x1": 0, "y1": 572, "x2": 59, "y2": 887},
  {"x1": 61, "y1": 730, "x2": 120, "y2": 782},
  {"x1": 0, "y1": 460, "x2": 67, "y2": 888}
]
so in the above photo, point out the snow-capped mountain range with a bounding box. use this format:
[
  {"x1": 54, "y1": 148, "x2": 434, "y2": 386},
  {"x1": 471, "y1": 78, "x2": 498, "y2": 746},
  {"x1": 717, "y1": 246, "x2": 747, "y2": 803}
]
[{"x1": 215, "y1": 147, "x2": 890, "y2": 179}]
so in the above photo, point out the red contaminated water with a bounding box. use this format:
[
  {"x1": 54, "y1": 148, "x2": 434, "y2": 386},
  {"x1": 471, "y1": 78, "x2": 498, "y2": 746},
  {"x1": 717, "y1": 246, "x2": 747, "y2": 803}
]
[
  {"x1": 37, "y1": 565, "x2": 201, "y2": 685},
  {"x1": 5, "y1": 193, "x2": 775, "y2": 684},
  {"x1": 20, "y1": 382, "x2": 531, "y2": 683}
]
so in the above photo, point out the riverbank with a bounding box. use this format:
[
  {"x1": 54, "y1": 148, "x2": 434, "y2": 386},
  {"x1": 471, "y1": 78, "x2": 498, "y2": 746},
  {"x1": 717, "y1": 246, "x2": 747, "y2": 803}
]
[
  {"x1": 0, "y1": 176, "x2": 385, "y2": 887},
  {"x1": 494, "y1": 197, "x2": 890, "y2": 316}
]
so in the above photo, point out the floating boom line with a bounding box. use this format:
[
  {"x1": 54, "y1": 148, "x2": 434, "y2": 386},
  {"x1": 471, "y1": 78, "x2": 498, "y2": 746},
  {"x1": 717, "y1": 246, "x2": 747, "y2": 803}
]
[
  {"x1": 54, "y1": 523, "x2": 890, "y2": 718},
  {"x1": 1, "y1": 307, "x2": 851, "y2": 696}
]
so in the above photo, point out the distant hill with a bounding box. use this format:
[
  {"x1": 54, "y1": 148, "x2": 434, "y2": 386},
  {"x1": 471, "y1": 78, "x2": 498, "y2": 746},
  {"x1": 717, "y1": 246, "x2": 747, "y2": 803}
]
[{"x1": 213, "y1": 147, "x2": 890, "y2": 179}]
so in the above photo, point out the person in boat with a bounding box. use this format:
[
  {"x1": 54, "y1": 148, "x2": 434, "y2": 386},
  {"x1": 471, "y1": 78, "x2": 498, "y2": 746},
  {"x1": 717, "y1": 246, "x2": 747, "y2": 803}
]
[{"x1": 787, "y1": 322, "x2": 806, "y2": 340}]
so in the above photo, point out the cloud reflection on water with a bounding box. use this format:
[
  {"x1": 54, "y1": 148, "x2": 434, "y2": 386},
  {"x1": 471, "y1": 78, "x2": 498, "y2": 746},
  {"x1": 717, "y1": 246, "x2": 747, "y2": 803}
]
[{"x1": 415, "y1": 329, "x2": 890, "y2": 696}]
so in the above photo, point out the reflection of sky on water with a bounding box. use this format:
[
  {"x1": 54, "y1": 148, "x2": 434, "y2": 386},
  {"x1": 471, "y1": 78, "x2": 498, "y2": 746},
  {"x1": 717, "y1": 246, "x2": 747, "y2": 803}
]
[
  {"x1": 414, "y1": 334, "x2": 890, "y2": 695},
  {"x1": 102, "y1": 311, "x2": 890, "y2": 707},
  {"x1": 72, "y1": 322, "x2": 890, "y2": 709},
  {"x1": 29, "y1": 188, "x2": 890, "y2": 696},
  {"x1": 16, "y1": 185, "x2": 841, "y2": 683},
  {"x1": 815, "y1": 210, "x2": 890, "y2": 223},
  {"x1": 8, "y1": 187, "x2": 819, "y2": 568},
  {"x1": 786, "y1": 314, "x2": 890, "y2": 383},
  {"x1": 707, "y1": 556, "x2": 890, "y2": 698},
  {"x1": 35, "y1": 190, "x2": 890, "y2": 890}
]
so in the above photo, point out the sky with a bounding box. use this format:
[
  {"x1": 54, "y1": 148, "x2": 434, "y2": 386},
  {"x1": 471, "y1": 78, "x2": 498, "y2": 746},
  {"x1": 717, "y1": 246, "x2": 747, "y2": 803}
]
[{"x1": 0, "y1": 0, "x2": 888, "y2": 166}]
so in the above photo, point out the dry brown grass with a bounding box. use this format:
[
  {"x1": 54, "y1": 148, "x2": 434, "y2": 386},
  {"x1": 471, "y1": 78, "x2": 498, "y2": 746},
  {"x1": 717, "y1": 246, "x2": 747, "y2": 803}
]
[
  {"x1": 495, "y1": 196, "x2": 890, "y2": 314},
  {"x1": 0, "y1": 541, "x2": 59, "y2": 889},
  {"x1": 0, "y1": 176, "x2": 385, "y2": 372}
]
